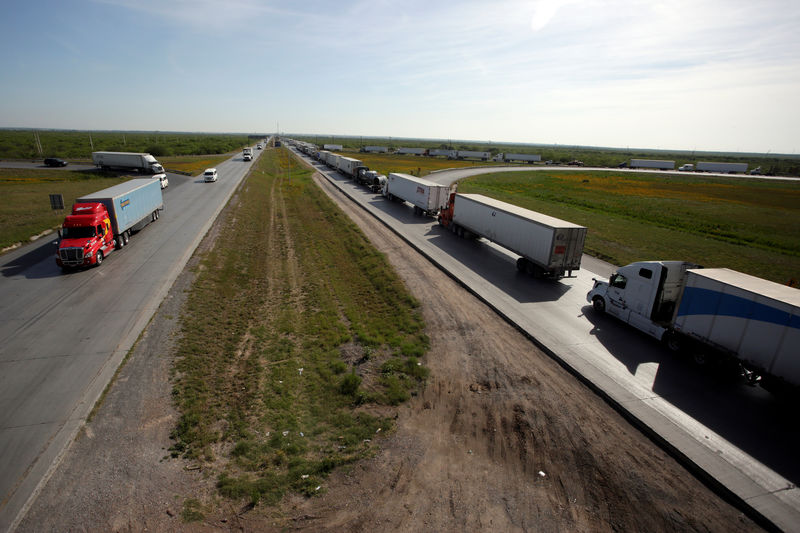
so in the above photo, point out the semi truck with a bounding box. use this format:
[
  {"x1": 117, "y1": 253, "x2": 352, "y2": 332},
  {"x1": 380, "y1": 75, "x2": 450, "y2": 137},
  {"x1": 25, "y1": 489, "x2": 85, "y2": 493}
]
[
  {"x1": 456, "y1": 150, "x2": 490, "y2": 161},
  {"x1": 395, "y1": 147, "x2": 426, "y2": 155},
  {"x1": 243, "y1": 147, "x2": 253, "y2": 161},
  {"x1": 630, "y1": 159, "x2": 675, "y2": 170},
  {"x1": 91, "y1": 151, "x2": 164, "y2": 174},
  {"x1": 587, "y1": 261, "x2": 800, "y2": 393},
  {"x1": 428, "y1": 149, "x2": 457, "y2": 158},
  {"x1": 501, "y1": 153, "x2": 541, "y2": 163},
  {"x1": 382, "y1": 173, "x2": 450, "y2": 216},
  {"x1": 356, "y1": 169, "x2": 387, "y2": 192},
  {"x1": 56, "y1": 179, "x2": 163, "y2": 271},
  {"x1": 438, "y1": 193, "x2": 587, "y2": 278},
  {"x1": 696, "y1": 162, "x2": 749, "y2": 173}
]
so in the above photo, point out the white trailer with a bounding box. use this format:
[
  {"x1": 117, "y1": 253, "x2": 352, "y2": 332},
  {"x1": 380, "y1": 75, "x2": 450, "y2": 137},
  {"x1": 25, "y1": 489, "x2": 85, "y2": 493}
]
[
  {"x1": 336, "y1": 156, "x2": 366, "y2": 178},
  {"x1": 587, "y1": 262, "x2": 800, "y2": 393},
  {"x1": 630, "y1": 159, "x2": 675, "y2": 170},
  {"x1": 382, "y1": 173, "x2": 450, "y2": 216},
  {"x1": 395, "y1": 147, "x2": 426, "y2": 155},
  {"x1": 439, "y1": 193, "x2": 587, "y2": 278},
  {"x1": 362, "y1": 146, "x2": 388, "y2": 153},
  {"x1": 696, "y1": 162, "x2": 749, "y2": 173},
  {"x1": 91, "y1": 151, "x2": 164, "y2": 174},
  {"x1": 503, "y1": 153, "x2": 541, "y2": 163},
  {"x1": 323, "y1": 144, "x2": 343, "y2": 151},
  {"x1": 428, "y1": 149, "x2": 457, "y2": 158},
  {"x1": 457, "y1": 150, "x2": 490, "y2": 160}
]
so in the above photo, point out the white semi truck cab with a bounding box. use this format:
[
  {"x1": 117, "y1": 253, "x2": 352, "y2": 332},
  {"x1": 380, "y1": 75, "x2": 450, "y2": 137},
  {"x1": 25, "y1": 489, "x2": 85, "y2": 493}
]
[{"x1": 587, "y1": 261, "x2": 698, "y2": 341}]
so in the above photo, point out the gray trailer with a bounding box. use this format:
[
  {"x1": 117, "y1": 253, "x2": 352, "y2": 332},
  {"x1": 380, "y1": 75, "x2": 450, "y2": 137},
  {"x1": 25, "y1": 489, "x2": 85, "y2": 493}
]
[
  {"x1": 440, "y1": 193, "x2": 586, "y2": 278},
  {"x1": 91, "y1": 151, "x2": 164, "y2": 174},
  {"x1": 630, "y1": 159, "x2": 675, "y2": 170},
  {"x1": 362, "y1": 146, "x2": 388, "y2": 153},
  {"x1": 503, "y1": 153, "x2": 541, "y2": 163},
  {"x1": 395, "y1": 147, "x2": 426, "y2": 155},
  {"x1": 428, "y1": 149, "x2": 457, "y2": 158},
  {"x1": 456, "y1": 150, "x2": 490, "y2": 160},
  {"x1": 382, "y1": 173, "x2": 450, "y2": 216},
  {"x1": 696, "y1": 162, "x2": 749, "y2": 173}
]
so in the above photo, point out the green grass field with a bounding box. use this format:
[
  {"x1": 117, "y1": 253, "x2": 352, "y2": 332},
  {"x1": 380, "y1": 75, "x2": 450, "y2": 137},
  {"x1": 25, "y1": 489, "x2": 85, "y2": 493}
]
[
  {"x1": 0, "y1": 168, "x2": 130, "y2": 250},
  {"x1": 456, "y1": 170, "x2": 800, "y2": 285},
  {"x1": 170, "y1": 148, "x2": 429, "y2": 511}
]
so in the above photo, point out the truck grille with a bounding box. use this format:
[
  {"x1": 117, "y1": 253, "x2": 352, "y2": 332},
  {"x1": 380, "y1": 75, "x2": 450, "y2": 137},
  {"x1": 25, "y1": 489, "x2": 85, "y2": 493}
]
[{"x1": 59, "y1": 247, "x2": 84, "y2": 265}]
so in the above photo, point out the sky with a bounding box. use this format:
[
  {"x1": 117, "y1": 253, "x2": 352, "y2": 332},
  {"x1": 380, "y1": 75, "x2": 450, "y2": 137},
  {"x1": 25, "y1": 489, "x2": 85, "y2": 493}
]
[{"x1": 1, "y1": 0, "x2": 799, "y2": 153}]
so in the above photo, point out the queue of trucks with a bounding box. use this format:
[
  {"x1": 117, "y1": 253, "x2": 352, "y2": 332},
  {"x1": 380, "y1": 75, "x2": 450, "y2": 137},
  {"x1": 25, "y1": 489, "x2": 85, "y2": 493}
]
[{"x1": 287, "y1": 138, "x2": 799, "y2": 394}]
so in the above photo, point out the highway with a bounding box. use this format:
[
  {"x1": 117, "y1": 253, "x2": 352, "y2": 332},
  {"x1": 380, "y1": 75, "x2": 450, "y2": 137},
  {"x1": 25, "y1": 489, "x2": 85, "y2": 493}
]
[
  {"x1": 0, "y1": 148, "x2": 261, "y2": 532},
  {"x1": 290, "y1": 148, "x2": 800, "y2": 531}
]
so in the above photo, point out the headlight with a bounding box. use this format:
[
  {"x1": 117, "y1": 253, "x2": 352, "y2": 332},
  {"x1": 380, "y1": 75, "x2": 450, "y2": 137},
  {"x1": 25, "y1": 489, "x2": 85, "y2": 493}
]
[{"x1": 85, "y1": 250, "x2": 93, "y2": 258}]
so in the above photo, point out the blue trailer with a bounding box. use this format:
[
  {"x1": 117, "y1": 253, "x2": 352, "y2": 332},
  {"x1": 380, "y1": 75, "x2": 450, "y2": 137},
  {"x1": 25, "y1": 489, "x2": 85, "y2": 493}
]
[{"x1": 75, "y1": 179, "x2": 163, "y2": 248}]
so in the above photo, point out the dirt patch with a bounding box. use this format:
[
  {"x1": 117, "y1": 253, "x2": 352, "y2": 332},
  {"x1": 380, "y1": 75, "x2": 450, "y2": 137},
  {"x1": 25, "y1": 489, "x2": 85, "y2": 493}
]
[{"x1": 17, "y1": 171, "x2": 760, "y2": 532}]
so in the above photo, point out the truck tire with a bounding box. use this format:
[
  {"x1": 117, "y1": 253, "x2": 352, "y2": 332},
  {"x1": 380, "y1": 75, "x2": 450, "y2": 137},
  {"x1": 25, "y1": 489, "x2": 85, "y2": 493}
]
[
  {"x1": 116, "y1": 235, "x2": 124, "y2": 249},
  {"x1": 664, "y1": 331, "x2": 681, "y2": 352},
  {"x1": 592, "y1": 296, "x2": 606, "y2": 313},
  {"x1": 95, "y1": 250, "x2": 104, "y2": 266},
  {"x1": 155, "y1": 209, "x2": 160, "y2": 219},
  {"x1": 516, "y1": 258, "x2": 528, "y2": 272},
  {"x1": 122, "y1": 231, "x2": 129, "y2": 245}
]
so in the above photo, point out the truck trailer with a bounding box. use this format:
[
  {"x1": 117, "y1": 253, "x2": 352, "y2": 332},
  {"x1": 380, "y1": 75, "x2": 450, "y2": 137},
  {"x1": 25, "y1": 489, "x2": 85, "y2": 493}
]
[
  {"x1": 428, "y1": 149, "x2": 457, "y2": 158},
  {"x1": 438, "y1": 193, "x2": 587, "y2": 278},
  {"x1": 696, "y1": 162, "x2": 749, "y2": 173},
  {"x1": 91, "y1": 151, "x2": 164, "y2": 174},
  {"x1": 335, "y1": 156, "x2": 367, "y2": 179},
  {"x1": 56, "y1": 179, "x2": 163, "y2": 270},
  {"x1": 382, "y1": 173, "x2": 450, "y2": 216},
  {"x1": 456, "y1": 150, "x2": 490, "y2": 160},
  {"x1": 587, "y1": 261, "x2": 800, "y2": 393},
  {"x1": 630, "y1": 159, "x2": 675, "y2": 170},
  {"x1": 395, "y1": 147, "x2": 426, "y2": 155},
  {"x1": 502, "y1": 153, "x2": 542, "y2": 163}
]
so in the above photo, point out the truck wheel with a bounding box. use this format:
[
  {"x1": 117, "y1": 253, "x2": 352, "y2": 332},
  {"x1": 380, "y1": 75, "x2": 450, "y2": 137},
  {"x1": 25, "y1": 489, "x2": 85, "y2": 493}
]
[
  {"x1": 516, "y1": 258, "x2": 528, "y2": 272},
  {"x1": 664, "y1": 331, "x2": 681, "y2": 352},
  {"x1": 122, "y1": 231, "x2": 129, "y2": 245},
  {"x1": 116, "y1": 235, "x2": 124, "y2": 249},
  {"x1": 592, "y1": 296, "x2": 606, "y2": 313},
  {"x1": 155, "y1": 209, "x2": 160, "y2": 219},
  {"x1": 95, "y1": 250, "x2": 104, "y2": 266}
]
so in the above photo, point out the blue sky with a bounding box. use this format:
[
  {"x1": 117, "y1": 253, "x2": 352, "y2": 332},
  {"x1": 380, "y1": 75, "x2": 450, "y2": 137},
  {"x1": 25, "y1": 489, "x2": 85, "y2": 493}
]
[{"x1": 1, "y1": 0, "x2": 799, "y2": 153}]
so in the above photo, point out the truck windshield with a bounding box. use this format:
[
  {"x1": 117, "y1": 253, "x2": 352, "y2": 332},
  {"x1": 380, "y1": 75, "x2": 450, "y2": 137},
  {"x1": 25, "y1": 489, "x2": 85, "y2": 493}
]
[{"x1": 62, "y1": 226, "x2": 95, "y2": 239}]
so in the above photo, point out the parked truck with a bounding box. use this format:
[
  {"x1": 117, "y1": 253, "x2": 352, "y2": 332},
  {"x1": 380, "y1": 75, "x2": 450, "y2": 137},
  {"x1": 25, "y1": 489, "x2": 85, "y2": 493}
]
[
  {"x1": 438, "y1": 193, "x2": 587, "y2": 278},
  {"x1": 56, "y1": 179, "x2": 163, "y2": 271},
  {"x1": 382, "y1": 173, "x2": 450, "y2": 216},
  {"x1": 630, "y1": 159, "x2": 675, "y2": 170},
  {"x1": 91, "y1": 151, "x2": 164, "y2": 174},
  {"x1": 501, "y1": 153, "x2": 542, "y2": 163},
  {"x1": 587, "y1": 261, "x2": 800, "y2": 393},
  {"x1": 696, "y1": 162, "x2": 749, "y2": 173},
  {"x1": 356, "y1": 169, "x2": 387, "y2": 192},
  {"x1": 456, "y1": 150, "x2": 490, "y2": 161}
]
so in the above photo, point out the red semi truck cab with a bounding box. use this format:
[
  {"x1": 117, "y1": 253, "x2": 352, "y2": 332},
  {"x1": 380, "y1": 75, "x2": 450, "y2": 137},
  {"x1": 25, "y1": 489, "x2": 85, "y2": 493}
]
[{"x1": 56, "y1": 203, "x2": 117, "y2": 269}]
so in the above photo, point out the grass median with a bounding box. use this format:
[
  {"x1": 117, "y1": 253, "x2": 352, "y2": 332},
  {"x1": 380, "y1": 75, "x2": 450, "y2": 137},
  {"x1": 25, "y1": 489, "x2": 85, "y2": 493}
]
[{"x1": 170, "y1": 147, "x2": 429, "y2": 511}]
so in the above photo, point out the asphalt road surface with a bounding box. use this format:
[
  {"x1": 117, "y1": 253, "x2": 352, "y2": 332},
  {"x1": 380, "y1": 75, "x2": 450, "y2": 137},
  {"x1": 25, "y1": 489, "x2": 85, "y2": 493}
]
[
  {"x1": 0, "y1": 148, "x2": 263, "y2": 532},
  {"x1": 291, "y1": 148, "x2": 800, "y2": 531}
]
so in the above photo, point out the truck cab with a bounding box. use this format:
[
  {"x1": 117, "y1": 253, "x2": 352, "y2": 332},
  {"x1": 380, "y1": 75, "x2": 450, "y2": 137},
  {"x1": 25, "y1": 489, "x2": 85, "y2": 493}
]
[
  {"x1": 587, "y1": 261, "x2": 697, "y2": 340},
  {"x1": 56, "y1": 203, "x2": 116, "y2": 270}
]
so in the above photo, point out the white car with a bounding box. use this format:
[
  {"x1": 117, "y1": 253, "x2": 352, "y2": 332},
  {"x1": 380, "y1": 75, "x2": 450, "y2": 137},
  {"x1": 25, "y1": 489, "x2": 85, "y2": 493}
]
[
  {"x1": 153, "y1": 173, "x2": 169, "y2": 189},
  {"x1": 203, "y1": 168, "x2": 218, "y2": 182}
]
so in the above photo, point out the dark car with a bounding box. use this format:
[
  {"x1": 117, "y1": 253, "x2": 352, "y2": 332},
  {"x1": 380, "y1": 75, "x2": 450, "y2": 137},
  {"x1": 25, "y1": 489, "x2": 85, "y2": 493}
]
[{"x1": 44, "y1": 157, "x2": 68, "y2": 167}]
